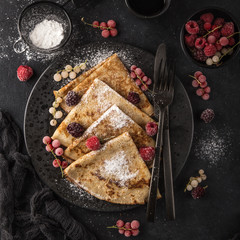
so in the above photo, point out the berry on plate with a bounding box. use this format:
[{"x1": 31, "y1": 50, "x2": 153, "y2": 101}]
[
  {"x1": 86, "y1": 136, "x2": 101, "y2": 150},
  {"x1": 17, "y1": 65, "x2": 33, "y2": 82},
  {"x1": 204, "y1": 44, "x2": 217, "y2": 57},
  {"x1": 65, "y1": 91, "x2": 80, "y2": 106},
  {"x1": 200, "y1": 13, "x2": 214, "y2": 23},
  {"x1": 145, "y1": 122, "x2": 158, "y2": 136},
  {"x1": 127, "y1": 91, "x2": 140, "y2": 105},
  {"x1": 221, "y1": 22, "x2": 234, "y2": 36},
  {"x1": 139, "y1": 147, "x2": 155, "y2": 161},
  {"x1": 67, "y1": 122, "x2": 85, "y2": 138},
  {"x1": 185, "y1": 20, "x2": 199, "y2": 34}
]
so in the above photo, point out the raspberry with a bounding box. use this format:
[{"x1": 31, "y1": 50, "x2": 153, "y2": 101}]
[
  {"x1": 185, "y1": 34, "x2": 197, "y2": 47},
  {"x1": 139, "y1": 147, "x2": 155, "y2": 161},
  {"x1": 221, "y1": 22, "x2": 234, "y2": 37},
  {"x1": 52, "y1": 159, "x2": 61, "y2": 168},
  {"x1": 191, "y1": 186, "x2": 205, "y2": 199},
  {"x1": 195, "y1": 37, "x2": 206, "y2": 49},
  {"x1": 197, "y1": 20, "x2": 207, "y2": 36},
  {"x1": 207, "y1": 35, "x2": 216, "y2": 44},
  {"x1": 228, "y1": 37, "x2": 235, "y2": 46},
  {"x1": 145, "y1": 122, "x2": 158, "y2": 136},
  {"x1": 202, "y1": 93, "x2": 210, "y2": 100},
  {"x1": 204, "y1": 44, "x2": 217, "y2": 57},
  {"x1": 17, "y1": 65, "x2": 33, "y2": 82},
  {"x1": 86, "y1": 136, "x2": 100, "y2": 150},
  {"x1": 130, "y1": 220, "x2": 140, "y2": 230},
  {"x1": 200, "y1": 13, "x2": 214, "y2": 23},
  {"x1": 100, "y1": 22, "x2": 107, "y2": 30},
  {"x1": 92, "y1": 21, "x2": 99, "y2": 28},
  {"x1": 55, "y1": 147, "x2": 63, "y2": 156},
  {"x1": 204, "y1": 22, "x2": 211, "y2": 31},
  {"x1": 214, "y1": 17, "x2": 225, "y2": 27},
  {"x1": 200, "y1": 109, "x2": 215, "y2": 123},
  {"x1": 107, "y1": 20, "x2": 116, "y2": 28},
  {"x1": 61, "y1": 161, "x2": 68, "y2": 169},
  {"x1": 127, "y1": 91, "x2": 140, "y2": 105},
  {"x1": 110, "y1": 28, "x2": 118, "y2": 37},
  {"x1": 101, "y1": 30, "x2": 110, "y2": 38},
  {"x1": 67, "y1": 122, "x2": 85, "y2": 138},
  {"x1": 52, "y1": 139, "x2": 60, "y2": 148},
  {"x1": 219, "y1": 37, "x2": 229, "y2": 46},
  {"x1": 65, "y1": 91, "x2": 80, "y2": 106},
  {"x1": 194, "y1": 71, "x2": 203, "y2": 78},
  {"x1": 192, "y1": 49, "x2": 208, "y2": 62},
  {"x1": 42, "y1": 136, "x2": 51, "y2": 144},
  {"x1": 185, "y1": 20, "x2": 199, "y2": 34}
]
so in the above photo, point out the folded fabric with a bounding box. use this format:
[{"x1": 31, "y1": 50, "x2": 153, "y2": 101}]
[{"x1": 0, "y1": 111, "x2": 97, "y2": 240}]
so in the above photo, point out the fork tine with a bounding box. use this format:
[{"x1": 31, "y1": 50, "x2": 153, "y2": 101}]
[
  {"x1": 153, "y1": 59, "x2": 162, "y2": 93},
  {"x1": 158, "y1": 59, "x2": 167, "y2": 91}
]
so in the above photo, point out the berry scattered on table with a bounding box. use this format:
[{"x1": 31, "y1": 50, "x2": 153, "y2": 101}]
[
  {"x1": 184, "y1": 12, "x2": 239, "y2": 66},
  {"x1": 107, "y1": 219, "x2": 140, "y2": 237},
  {"x1": 184, "y1": 169, "x2": 208, "y2": 199},
  {"x1": 67, "y1": 122, "x2": 85, "y2": 138},
  {"x1": 17, "y1": 65, "x2": 33, "y2": 82},
  {"x1": 200, "y1": 108, "x2": 215, "y2": 123},
  {"x1": 189, "y1": 71, "x2": 211, "y2": 100},
  {"x1": 81, "y1": 17, "x2": 118, "y2": 38},
  {"x1": 139, "y1": 147, "x2": 155, "y2": 162},
  {"x1": 145, "y1": 122, "x2": 158, "y2": 136},
  {"x1": 65, "y1": 91, "x2": 80, "y2": 106},
  {"x1": 127, "y1": 91, "x2": 140, "y2": 105},
  {"x1": 86, "y1": 136, "x2": 101, "y2": 150}
]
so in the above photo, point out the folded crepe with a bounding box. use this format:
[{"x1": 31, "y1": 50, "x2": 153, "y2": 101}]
[
  {"x1": 53, "y1": 55, "x2": 112, "y2": 99},
  {"x1": 52, "y1": 79, "x2": 155, "y2": 147},
  {"x1": 56, "y1": 53, "x2": 153, "y2": 116},
  {"x1": 64, "y1": 104, "x2": 155, "y2": 162},
  {"x1": 64, "y1": 132, "x2": 151, "y2": 205}
]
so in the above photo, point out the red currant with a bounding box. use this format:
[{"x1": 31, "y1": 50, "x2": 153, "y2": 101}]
[
  {"x1": 100, "y1": 22, "x2": 107, "y2": 30},
  {"x1": 107, "y1": 20, "x2": 116, "y2": 28},
  {"x1": 92, "y1": 21, "x2": 99, "y2": 28},
  {"x1": 110, "y1": 28, "x2": 118, "y2": 37},
  {"x1": 198, "y1": 75, "x2": 206, "y2": 83},
  {"x1": 196, "y1": 88, "x2": 204, "y2": 96},
  {"x1": 204, "y1": 86, "x2": 211, "y2": 93},
  {"x1": 202, "y1": 93, "x2": 210, "y2": 100},
  {"x1": 101, "y1": 30, "x2": 110, "y2": 38},
  {"x1": 192, "y1": 80, "x2": 199, "y2": 87},
  {"x1": 52, "y1": 159, "x2": 61, "y2": 168}
]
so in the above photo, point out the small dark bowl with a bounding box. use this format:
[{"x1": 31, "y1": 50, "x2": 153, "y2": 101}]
[
  {"x1": 125, "y1": 0, "x2": 171, "y2": 19},
  {"x1": 180, "y1": 7, "x2": 240, "y2": 68}
]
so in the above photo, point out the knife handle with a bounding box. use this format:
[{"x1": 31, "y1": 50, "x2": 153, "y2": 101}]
[{"x1": 163, "y1": 109, "x2": 175, "y2": 220}]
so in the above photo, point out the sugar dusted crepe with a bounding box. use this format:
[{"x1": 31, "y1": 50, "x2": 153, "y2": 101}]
[
  {"x1": 64, "y1": 132, "x2": 151, "y2": 205},
  {"x1": 55, "y1": 53, "x2": 153, "y2": 116},
  {"x1": 52, "y1": 79, "x2": 155, "y2": 147},
  {"x1": 64, "y1": 104, "x2": 155, "y2": 162}
]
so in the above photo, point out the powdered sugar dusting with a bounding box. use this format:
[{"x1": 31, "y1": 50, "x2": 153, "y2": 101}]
[
  {"x1": 194, "y1": 128, "x2": 232, "y2": 166},
  {"x1": 100, "y1": 150, "x2": 139, "y2": 186},
  {"x1": 85, "y1": 105, "x2": 133, "y2": 134}
]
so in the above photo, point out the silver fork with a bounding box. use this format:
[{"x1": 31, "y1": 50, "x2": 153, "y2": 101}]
[{"x1": 146, "y1": 59, "x2": 175, "y2": 222}]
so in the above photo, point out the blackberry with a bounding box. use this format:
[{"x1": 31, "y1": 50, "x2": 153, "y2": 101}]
[
  {"x1": 127, "y1": 91, "x2": 140, "y2": 105},
  {"x1": 192, "y1": 49, "x2": 208, "y2": 62},
  {"x1": 67, "y1": 122, "x2": 84, "y2": 138},
  {"x1": 191, "y1": 186, "x2": 205, "y2": 199},
  {"x1": 65, "y1": 91, "x2": 80, "y2": 106},
  {"x1": 201, "y1": 109, "x2": 215, "y2": 123},
  {"x1": 197, "y1": 20, "x2": 207, "y2": 36}
]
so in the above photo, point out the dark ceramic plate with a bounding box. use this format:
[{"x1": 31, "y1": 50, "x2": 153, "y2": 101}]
[
  {"x1": 180, "y1": 7, "x2": 240, "y2": 68},
  {"x1": 24, "y1": 42, "x2": 193, "y2": 211}
]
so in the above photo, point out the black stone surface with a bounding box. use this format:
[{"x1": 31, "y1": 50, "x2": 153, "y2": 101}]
[{"x1": 0, "y1": 0, "x2": 240, "y2": 239}]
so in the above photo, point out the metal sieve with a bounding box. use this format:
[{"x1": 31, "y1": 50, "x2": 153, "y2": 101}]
[{"x1": 14, "y1": 1, "x2": 73, "y2": 53}]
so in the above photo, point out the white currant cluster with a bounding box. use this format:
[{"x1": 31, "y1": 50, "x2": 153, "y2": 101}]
[
  {"x1": 185, "y1": 169, "x2": 207, "y2": 192},
  {"x1": 49, "y1": 97, "x2": 63, "y2": 126}
]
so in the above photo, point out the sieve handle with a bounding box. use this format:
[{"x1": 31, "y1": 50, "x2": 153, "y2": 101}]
[{"x1": 13, "y1": 38, "x2": 27, "y2": 54}]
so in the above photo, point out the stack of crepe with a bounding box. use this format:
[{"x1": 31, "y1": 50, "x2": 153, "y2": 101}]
[{"x1": 52, "y1": 54, "x2": 160, "y2": 205}]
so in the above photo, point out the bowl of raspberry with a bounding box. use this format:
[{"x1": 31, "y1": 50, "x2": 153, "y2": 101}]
[{"x1": 180, "y1": 7, "x2": 240, "y2": 68}]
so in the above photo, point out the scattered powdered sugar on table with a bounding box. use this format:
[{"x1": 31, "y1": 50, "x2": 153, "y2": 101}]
[
  {"x1": 194, "y1": 127, "x2": 232, "y2": 167},
  {"x1": 100, "y1": 150, "x2": 139, "y2": 186}
]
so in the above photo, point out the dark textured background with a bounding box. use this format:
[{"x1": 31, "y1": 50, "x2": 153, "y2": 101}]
[{"x1": 0, "y1": 0, "x2": 240, "y2": 239}]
